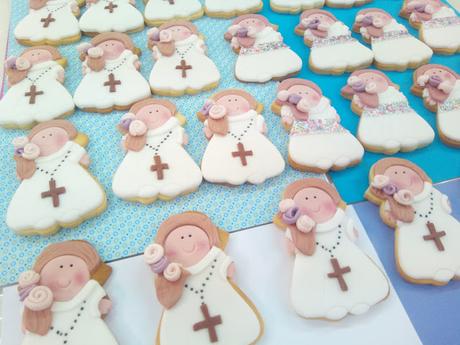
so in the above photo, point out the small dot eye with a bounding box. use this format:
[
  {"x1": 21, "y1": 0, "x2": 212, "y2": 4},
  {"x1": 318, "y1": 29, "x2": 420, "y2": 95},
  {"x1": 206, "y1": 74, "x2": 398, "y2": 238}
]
[
  {"x1": 234, "y1": 98, "x2": 238, "y2": 101},
  {"x1": 49, "y1": 133, "x2": 52, "y2": 136},
  {"x1": 305, "y1": 197, "x2": 309, "y2": 200},
  {"x1": 314, "y1": 196, "x2": 317, "y2": 199},
  {"x1": 180, "y1": 236, "x2": 184, "y2": 240},
  {"x1": 149, "y1": 111, "x2": 152, "y2": 114},
  {"x1": 70, "y1": 264, "x2": 74, "y2": 268},
  {"x1": 402, "y1": 171, "x2": 406, "y2": 174},
  {"x1": 394, "y1": 171, "x2": 398, "y2": 175},
  {"x1": 188, "y1": 234, "x2": 192, "y2": 238},
  {"x1": 156, "y1": 109, "x2": 159, "y2": 113},
  {"x1": 59, "y1": 265, "x2": 64, "y2": 269}
]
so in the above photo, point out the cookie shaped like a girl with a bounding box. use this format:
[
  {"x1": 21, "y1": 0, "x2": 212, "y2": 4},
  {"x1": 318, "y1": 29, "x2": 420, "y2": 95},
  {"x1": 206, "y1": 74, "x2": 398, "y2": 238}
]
[
  {"x1": 225, "y1": 14, "x2": 302, "y2": 83},
  {"x1": 365, "y1": 158, "x2": 460, "y2": 285},
  {"x1": 341, "y1": 70, "x2": 434, "y2": 154},
  {"x1": 271, "y1": 79, "x2": 364, "y2": 173},
  {"x1": 112, "y1": 99, "x2": 202, "y2": 203},
  {"x1": 274, "y1": 179, "x2": 389, "y2": 320},
  {"x1": 353, "y1": 8, "x2": 432, "y2": 71},
  {"x1": 6, "y1": 120, "x2": 106, "y2": 235},
  {"x1": 198, "y1": 89, "x2": 285, "y2": 185},
  {"x1": 400, "y1": 0, "x2": 460, "y2": 54},
  {"x1": 144, "y1": 0, "x2": 203, "y2": 27},
  {"x1": 204, "y1": 0, "x2": 263, "y2": 18},
  {"x1": 412, "y1": 64, "x2": 460, "y2": 147},
  {"x1": 18, "y1": 240, "x2": 119, "y2": 345},
  {"x1": 79, "y1": 0, "x2": 144, "y2": 35},
  {"x1": 144, "y1": 212, "x2": 263, "y2": 345},
  {"x1": 73, "y1": 32, "x2": 150, "y2": 113},
  {"x1": 0, "y1": 46, "x2": 74, "y2": 129},
  {"x1": 14, "y1": 0, "x2": 82, "y2": 46},
  {"x1": 295, "y1": 10, "x2": 374, "y2": 75},
  {"x1": 147, "y1": 21, "x2": 220, "y2": 96}
]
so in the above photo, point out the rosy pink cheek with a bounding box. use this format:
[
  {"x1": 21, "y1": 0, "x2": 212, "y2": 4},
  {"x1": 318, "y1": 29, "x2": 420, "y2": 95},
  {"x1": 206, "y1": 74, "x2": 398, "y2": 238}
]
[
  {"x1": 74, "y1": 272, "x2": 87, "y2": 285},
  {"x1": 165, "y1": 248, "x2": 177, "y2": 258}
]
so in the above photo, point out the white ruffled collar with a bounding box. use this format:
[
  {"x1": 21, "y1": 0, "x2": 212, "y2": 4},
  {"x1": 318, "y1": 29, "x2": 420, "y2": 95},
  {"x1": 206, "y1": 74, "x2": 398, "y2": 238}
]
[{"x1": 315, "y1": 208, "x2": 345, "y2": 233}]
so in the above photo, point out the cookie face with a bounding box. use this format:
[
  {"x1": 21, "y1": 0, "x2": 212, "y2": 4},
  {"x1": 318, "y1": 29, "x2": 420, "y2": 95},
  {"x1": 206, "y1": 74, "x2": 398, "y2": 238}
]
[
  {"x1": 148, "y1": 21, "x2": 221, "y2": 96},
  {"x1": 365, "y1": 158, "x2": 460, "y2": 286},
  {"x1": 144, "y1": 0, "x2": 204, "y2": 27},
  {"x1": 225, "y1": 14, "x2": 302, "y2": 83},
  {"x1": 73, "y1": 32, "x2": 151, "y2": 113},
  {"x1": 17, "y1": 240, "x2": 117, "y2": 342},
  {"x1": 354, "y1": 8, "x2": 433, "y2": 71},
  {"x1": 0, "y1": 46, "x2": 75, "y2": 129},
  {"x1": 275, "y1": 178, "x2": 390, "y2": 320},
  {"x1": 204, "y1": 0, "x2": 263, "y2": 18},
  {"x1": 144, "y1": 212, "x2": 263, "y2": 344},
  {"x1": 6, "y1": 120, "x2": 107, "y2": 235},
  {"x1": 112, "y1": 99, "x2": 202, "y2": 203}
]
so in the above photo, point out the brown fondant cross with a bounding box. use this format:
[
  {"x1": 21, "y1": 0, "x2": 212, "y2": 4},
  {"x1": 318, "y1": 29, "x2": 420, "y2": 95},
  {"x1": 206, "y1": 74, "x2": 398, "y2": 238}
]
[
  {"x1": 231, "y1": 142, "x2": 253, "y2": 166},
  {"x1": 41, "y1": 178, "x2": 66, "y2": 208},
  {"x1": 40, "y1": 13, "x2": 55, "y2": 28},
  {"x1": 150, "y1": 155, "x2": 169, "y2": 180},
  {"x1": 103, "y1": 73, "x2": 121, "y2": 93},
  {"x1": 175, "y1": 59, "x2": 192, "y2": 78},
  {"x1": 423, "y1": 221, "x2": 446, "y2": 251},
  {"x1": 327, "y1": 258, "x2": 351, "y2": 292},
  {"x1": 25, "y1": 85, "x2": 44, "y2": 105},
  {"x1": 104, "y1": 2, "x2": 118, "y2": 13},
  {"x1": 193, "y1": 303, "x2": 222, "y2": 343}
]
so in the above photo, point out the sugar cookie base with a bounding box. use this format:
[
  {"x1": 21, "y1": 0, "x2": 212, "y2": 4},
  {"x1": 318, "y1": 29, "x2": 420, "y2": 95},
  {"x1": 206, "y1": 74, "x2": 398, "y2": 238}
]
[
  {"x1": 144, "y1": 8, "x2": 204, "y2": 27},
  {"x1": 81, "y1": 25, "x2": 145, "y2": 37},
  {"x1": 79, "y1": 97, "x2": 151, "y2": 114},
  {"x1": 204, "y1": 2, "x2": 263, "y2": 18},
  {"x1": 151, "y1": 80, "x2": 219, "y2": 97},
  {"x1": 0, "y1": 108, "x2": 75, "y2": 130},
  {"x1": 16, "y1": 33, "x2": 82, "y2": 47},
  {"x1": 119, "y1": 186, "x2": 200, "y2": 205}
]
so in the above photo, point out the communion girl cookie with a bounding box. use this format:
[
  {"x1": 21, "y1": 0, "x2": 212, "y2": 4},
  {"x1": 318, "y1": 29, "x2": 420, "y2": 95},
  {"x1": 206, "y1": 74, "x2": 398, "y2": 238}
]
[
  {"x1": 224, "y1": 14, "x2": 302, "y2": 83},
  {"x1": 341, "y1": 69, "x2": 434, "y2": 154},
  {"x1": 271, "y1": 79, "x2": 364, "y2": 173},
  {"x1": 14, "y1": 0, "x2": 82, "y2": 46},
  {"x1": 365, "y1": 158, "x2": 460, "y2": 285},
  {"x1": 400, "y1": 0, "x2": 460, "y2": 54},
  {"x1": 353, "y1": 8, "x2": 432, "y2": 71},
  {"x1": 18, "y1": 240, "x2": 119, "y2": 345},
  {"x1": 412, "y1": 64, "x2": 460, "y2": 147},
  {"x1": 198, "y1": 89, "x2": 285, "y2": 185},
  {"x1": 6, "y1": 120, "x2": 106, "y2": 235},
  {"x1": 295, "y1": 10, "x2": 374, "y2": 75},
  {"x1": 204, "y1": 0, "x2": 263, "y2": 18},
  {"x1": 274, "y1": 179, "x2": 389, "y2": 320},
  {"x1": 144, "y1": 212, "x2": 263, "y2": 345},
  {"x1": 0, "y1": 46, "x2": 74, "y2": 129},
  {"x1": 144, "y1": 0, "x2": 203, "y2": 27},
  {"x1": 147, "y1": 21, "x2": 220, "y2": 96},
  {"x1": 112, "y1": 99, "x2": 202, "y2": 203},
  {"x1": 79, "y1": 0, "x2": 144, "y2": 35},
  {"x1": 269, "y1": 0, "x2": 324, "y2": 14},
  {"x1": 73, "y1": 32, "x2": 150, "y2": 113}
]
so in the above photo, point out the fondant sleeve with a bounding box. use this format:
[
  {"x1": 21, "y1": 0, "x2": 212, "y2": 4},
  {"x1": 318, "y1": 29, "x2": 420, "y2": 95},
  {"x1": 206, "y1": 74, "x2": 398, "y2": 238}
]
[
  {"x1": 256, "y1": 115, "x2": 265, "y2": 132},
  {"x1": 346, "y1": 219, "x2": 358, "y2": 242},
  {"x1": 69, "y1": 142, "x2": 87, "y2": 163},
  {"x1": 219, "y1": 253, "x2": 233, "y2": 279},
  {"x1": 89, "y1": 281, "x2": 107, "y2": 318},
  {"x1": 441, "y1": 194, "x2": 452, "y2": 214},
  {"x1": 173, "y1": 125, "x2": 185, "y2": 145}
]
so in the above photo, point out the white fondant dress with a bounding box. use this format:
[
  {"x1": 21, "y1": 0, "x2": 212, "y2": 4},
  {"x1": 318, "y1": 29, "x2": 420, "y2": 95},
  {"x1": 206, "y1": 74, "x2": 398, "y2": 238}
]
[
  {"x1": 436, "y1": 80, "x2": 460, "y2": 144},
  {"x1": 358, "y1": 86, "x2": 434, "y2": 152},
  {"x1": 112, "y1": 118, "x2": 202, "y2": 201},
  {"x1": 308, "y1": 22, "x2": 374, "y2": 72},
  {"x1": 0, "y1": 61, "x2": 74, "y2": 128},
  {"x1": 420, "y1": 7, "x2": 460, "y2": 52},
  {"x1": 235, "y1": 27, "x2": 302, "y2": 83},
  {"x1": 270, "y1": 0, "x2": 325, "y2": 11},
  {"x1": 393, "y1": 182, "x2": 460, "y2": 284},
  {"x1": 6, "y1": 141, "x2": 105, "y2": 234},
  {"x1": 149, "y1": 35, "x2": 220, "y2": 94},
  {"x1": 201, "y1": 110, "x2": 285, "y2": 185},
  {"x1": 74, "y1": 50, "x2": 150, "y2": 110},
  {"x1": 284, "y1": 98, "x2": 364, "y2": 170},
  {"x1": 204, "y1": 0, "x2": 262, "y2": 14},
  {"x1": 14, "y1": 0, "x2": 80, "y2": 44},
  {"x1": 21, "y1": 280, "x2": 118, "y2": 345},
  {"x1": 79, "y1": 0, "x2": 144, "y2": 34},
  {"x1": 290, "y1": 209, "x2": 389, "y2": 320},
  {"x1": 144, "y1": 0, "x2": 202, "y2": 24},
  {"x1": 159, "y1": 247, "x2": 262, "y2": 345}
]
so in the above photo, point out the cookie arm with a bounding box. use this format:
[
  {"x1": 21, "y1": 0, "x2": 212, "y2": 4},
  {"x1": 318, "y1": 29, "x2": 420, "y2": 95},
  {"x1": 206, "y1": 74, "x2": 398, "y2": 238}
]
[
  {"x1": 441, "y1": 194, "x2": 452, "y2": 214},
  {"x1": 345, "y1": 219, "x2": 359, "y2": 242},
  {"x1": 219, "y1": 253, "x2": 235, "y2": 279},
  {"x1": 256, "y1": 115, "x2": 267, "y2": 134}
]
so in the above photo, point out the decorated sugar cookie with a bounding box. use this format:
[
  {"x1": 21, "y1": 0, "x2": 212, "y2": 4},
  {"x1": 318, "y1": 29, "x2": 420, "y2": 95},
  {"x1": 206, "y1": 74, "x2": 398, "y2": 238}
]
[
  {"x1": 73, "y1": 32, "x2": 150, "y2": 113},
  {"x1": 353, "y1": 8, "x2": 432, "y2": 71},
  {"x1": 14, "y1": 0, "x2": 82, "y2": 46},
  {"x1": 198, "y1": 89, "x2": 285, "y2": 185},
  {"x1": 147, "y1": 21, "x2": 220, "y2": 96},
  {"x1": 274, "y1": 179, "x2": 390, "y2": 320},
  {"x1": 269, "y1": 0, "x2": 324, "y2": 14},
  {"x1": 144, "y1": 212, "x2": 264, "y2": 345},
  {"x1": 224, "y1": 14, "x2": 302, "y2": 83},
  {"x1": 271, "y1": 79, "x2": 364, "y2": 173},
  {"x1": 144, "y1": 0, "x2": 203, "y2": 27},
  {"x1": 341, "y1": 69, "x2": 434, "y2": 154},
  {"x1": 6, "y1": 120, "x2": 106, "y2": 236},
  {"x1": 295, "y1": 10, "x2": 374, "y2": 75},
  {"x1": 400, "y1": 0, "x2": 460, "y2": 54},
  {"x1": 112, "y1": 99, "x2": 202, "y2": 203},
  {"x1": 204, "y1": 0, "x2": 263, "y2": 18},
  {"x1": 18, "y1": 240, "x2": 119, "y2": 345},
  {"x1": 412, "y1": 64, "x2": 460, "y2": 147},
  {"x1": 0, "y1": 46, "x2": 74, "y2": 129},
  {"x1": 365, "y1": 158, "x2": 460, "y2": 285},
  {"x1": 79, "y1": 0, "x2": 144, "y2": 35}
]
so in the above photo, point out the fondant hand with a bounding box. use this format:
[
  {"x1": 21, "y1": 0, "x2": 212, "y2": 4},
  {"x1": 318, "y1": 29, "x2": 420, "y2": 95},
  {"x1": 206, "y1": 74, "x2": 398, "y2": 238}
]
[
  {"x1": 99, "y1": 298, "x2": 112, "y2": 315},
  {"x1": 79, "y1": 153, "x2": 90, "y2": 167}
]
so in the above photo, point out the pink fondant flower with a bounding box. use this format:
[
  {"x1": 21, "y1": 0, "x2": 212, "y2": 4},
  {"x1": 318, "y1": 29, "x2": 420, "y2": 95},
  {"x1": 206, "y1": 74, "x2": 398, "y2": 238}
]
[
  {"x1": 296, "y1": 215, "x2": 315, "y2": 233},
  {"x1": 24, "y1": 286, "x2": 53, "y2": 311},
  {"x1": 129, "y1": 120, "x2": 147, "y2": 136}
]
